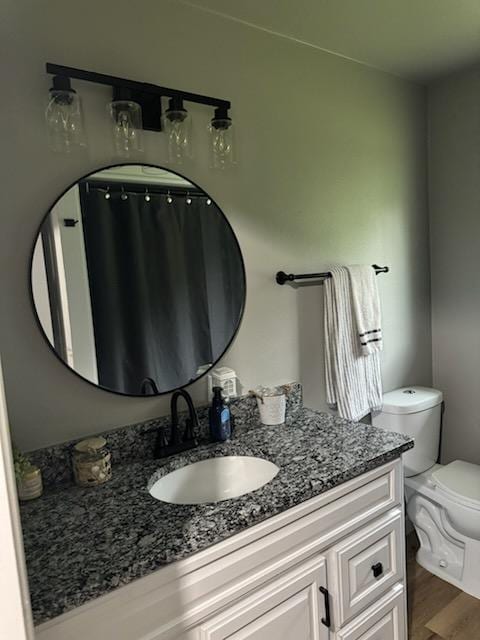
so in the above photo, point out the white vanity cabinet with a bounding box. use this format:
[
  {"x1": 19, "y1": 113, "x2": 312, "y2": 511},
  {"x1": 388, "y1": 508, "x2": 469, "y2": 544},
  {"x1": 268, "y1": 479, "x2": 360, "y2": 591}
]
[{"x1": 36, "y1": 459, "x2": 407, "y2": 640}]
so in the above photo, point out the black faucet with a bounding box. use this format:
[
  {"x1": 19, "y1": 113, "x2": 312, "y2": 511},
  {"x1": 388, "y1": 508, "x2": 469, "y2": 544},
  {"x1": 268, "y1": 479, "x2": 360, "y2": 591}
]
[
  {"x1": 140, "y1": 377, "x2": 159, "y2": 395},
  {"x1": 154, "y1": 389, "x2": 199, "y2": 458}
]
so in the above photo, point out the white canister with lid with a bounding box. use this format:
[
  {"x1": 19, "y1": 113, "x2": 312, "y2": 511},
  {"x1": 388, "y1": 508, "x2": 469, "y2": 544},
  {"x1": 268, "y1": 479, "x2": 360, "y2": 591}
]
[
  {"x1": 73, "y1": 436, "x2": 112, "y2": 487},
  {"x1": 17, "y1": 467, "x2": 43, "y2": 501},
  {"x1": 255, "y1": 387, "x2": 286, "y2": 425}
]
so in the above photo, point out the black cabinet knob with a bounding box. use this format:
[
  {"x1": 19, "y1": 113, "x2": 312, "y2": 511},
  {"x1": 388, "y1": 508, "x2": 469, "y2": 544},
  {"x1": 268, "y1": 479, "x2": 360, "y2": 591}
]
[{"x1": 371, "y1": 562, "x2": 384, "y2": 578}]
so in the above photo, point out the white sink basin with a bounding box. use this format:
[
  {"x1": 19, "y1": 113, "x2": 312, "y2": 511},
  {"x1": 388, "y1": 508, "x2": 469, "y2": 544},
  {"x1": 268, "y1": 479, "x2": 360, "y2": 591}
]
[{"x1": 149, "y1": 456, "x2": 279, "y2": 505}]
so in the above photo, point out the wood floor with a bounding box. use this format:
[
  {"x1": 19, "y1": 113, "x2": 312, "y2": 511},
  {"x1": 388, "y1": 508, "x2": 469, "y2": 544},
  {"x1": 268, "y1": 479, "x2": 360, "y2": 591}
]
[{"x1": 407, "y1": 533, "x2": 480, "y2": 639}]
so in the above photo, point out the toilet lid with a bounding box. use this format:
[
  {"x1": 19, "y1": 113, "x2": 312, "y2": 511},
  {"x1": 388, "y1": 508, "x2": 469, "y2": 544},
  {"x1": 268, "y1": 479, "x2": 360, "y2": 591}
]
[{"x1": 432, "y1": 460, "x2": 480, "y2": 508}]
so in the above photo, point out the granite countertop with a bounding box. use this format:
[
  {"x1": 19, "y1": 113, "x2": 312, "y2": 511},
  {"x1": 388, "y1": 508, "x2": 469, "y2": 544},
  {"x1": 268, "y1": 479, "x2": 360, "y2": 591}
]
[{"x1": 20, "y1": 408, "x2": 413, "y2": 625}]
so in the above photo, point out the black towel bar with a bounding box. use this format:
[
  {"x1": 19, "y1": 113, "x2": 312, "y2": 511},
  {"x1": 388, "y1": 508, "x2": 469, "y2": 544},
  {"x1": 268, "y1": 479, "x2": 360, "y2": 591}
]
[{"x1": 276, "y1": 264, "x2": 389, "y2": 285}]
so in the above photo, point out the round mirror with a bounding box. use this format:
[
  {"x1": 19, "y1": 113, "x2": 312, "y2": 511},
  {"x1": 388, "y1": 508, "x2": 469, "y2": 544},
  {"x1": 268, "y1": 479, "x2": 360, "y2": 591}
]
[{"x1": 30, "y1": 164, "x2": 246, "y2": 396}]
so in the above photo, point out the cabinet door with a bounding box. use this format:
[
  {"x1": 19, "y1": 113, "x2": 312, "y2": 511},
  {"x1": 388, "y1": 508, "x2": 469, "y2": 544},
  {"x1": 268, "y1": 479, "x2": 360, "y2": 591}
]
[{"x1": 194, "y1": 556, "x2": 330, "y2": 640}]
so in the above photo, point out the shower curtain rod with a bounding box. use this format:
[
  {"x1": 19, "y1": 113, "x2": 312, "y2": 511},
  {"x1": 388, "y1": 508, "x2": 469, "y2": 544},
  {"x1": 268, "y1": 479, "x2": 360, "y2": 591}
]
[
  {"x1": 83, "y1": 179, "x2": 205, "y2": 197},
  {"x1": 276, "y1": 264, "x2": 389, "y2": 285}
]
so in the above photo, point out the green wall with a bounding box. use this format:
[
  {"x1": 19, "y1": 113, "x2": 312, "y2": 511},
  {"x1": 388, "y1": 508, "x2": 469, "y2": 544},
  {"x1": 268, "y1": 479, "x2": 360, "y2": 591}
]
[
  {"x1": 429, "y1": 65, "x2": 480, "y2": 465},
  {"x1": 0, "y1": 0, "x2": 432, "y2": 449}
]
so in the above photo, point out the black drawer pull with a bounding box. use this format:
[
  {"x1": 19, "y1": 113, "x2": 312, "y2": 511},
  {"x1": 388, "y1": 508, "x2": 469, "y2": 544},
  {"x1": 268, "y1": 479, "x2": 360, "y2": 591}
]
[
  {"x1": 372, "y1": 562, "x2": 384, "y2": 578},
  {"x1": 319, "y1": 586, "x2": 331, "y2": 628}
]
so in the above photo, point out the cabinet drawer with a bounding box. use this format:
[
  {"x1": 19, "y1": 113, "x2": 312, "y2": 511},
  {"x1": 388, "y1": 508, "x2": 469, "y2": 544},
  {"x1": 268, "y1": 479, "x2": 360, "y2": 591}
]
[
  {"x1": 328, "y1": 508, "x2": 404, "y2": 628},
  {"x1": 335, "y1": 584, "x2": 406, "y2": 640}
]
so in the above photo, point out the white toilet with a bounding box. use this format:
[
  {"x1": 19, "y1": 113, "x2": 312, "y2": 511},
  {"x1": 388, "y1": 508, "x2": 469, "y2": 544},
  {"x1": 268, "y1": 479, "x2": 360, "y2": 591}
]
[{"x1": 372, "y1": 386, "x2": 480, "y2": 599}]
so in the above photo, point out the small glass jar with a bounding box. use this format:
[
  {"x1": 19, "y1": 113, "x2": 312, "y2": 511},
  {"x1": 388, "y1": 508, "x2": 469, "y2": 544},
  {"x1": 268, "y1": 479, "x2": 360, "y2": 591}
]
[{"x1": 73, "y1": 437, "x2": 112, "y2": 487}]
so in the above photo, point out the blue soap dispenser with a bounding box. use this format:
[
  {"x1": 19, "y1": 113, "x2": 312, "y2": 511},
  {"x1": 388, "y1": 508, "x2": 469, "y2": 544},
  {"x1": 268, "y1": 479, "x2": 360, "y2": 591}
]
[{"x1": 209, "y1": 386, "x2": 231, "y2": 442}]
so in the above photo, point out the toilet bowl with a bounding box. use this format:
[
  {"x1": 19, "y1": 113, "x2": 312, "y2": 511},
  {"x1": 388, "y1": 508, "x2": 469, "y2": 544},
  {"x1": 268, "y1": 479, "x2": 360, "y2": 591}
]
[
  {"x1": 404, "y1": 462, "x2": 480, "y2": 597},
  {"x1": 372, "y1": 387, "x2": 480, "y2": 598}
]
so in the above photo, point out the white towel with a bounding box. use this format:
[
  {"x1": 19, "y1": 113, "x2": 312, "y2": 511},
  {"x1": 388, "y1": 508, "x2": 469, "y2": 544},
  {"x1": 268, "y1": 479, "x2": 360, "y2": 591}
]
[
  {"x1": 324, "y1": 266, "x2": 382, "y2": 421},
  {"x1": 346, "y1": 265, "x2": 383, "y2": 356}
]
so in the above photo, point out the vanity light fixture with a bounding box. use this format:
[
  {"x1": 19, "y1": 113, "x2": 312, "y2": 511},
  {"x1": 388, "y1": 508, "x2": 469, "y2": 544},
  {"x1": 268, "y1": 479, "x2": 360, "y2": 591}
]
[
  {"x1": 45, "y1": 75, "x2": 86, "y2": 153},
  {"x1": 44, "y1": 63, "x2": 234, "y2": 166}
]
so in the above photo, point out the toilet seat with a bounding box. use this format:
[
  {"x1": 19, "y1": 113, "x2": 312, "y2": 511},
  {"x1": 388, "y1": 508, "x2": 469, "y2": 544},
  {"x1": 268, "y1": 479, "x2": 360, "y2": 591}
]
[{"x1": 432, "y1": 460, "x2": 480, "y2": 512}]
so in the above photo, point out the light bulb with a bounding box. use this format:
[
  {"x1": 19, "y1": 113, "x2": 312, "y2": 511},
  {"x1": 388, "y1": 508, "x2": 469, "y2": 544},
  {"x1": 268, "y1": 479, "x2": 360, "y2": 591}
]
[
  {"x1": 162, "y1": 97, "x2": 192, "y2": 165},
  {"x1": 108, "y1": 91, "x2": 143, "y2": 157},
  {"x1": 45, "y1": 76, "x2": 86, "y2": 153},
  {"x1": 209, "y1": 107, "x2": 235, "y2": 169}
]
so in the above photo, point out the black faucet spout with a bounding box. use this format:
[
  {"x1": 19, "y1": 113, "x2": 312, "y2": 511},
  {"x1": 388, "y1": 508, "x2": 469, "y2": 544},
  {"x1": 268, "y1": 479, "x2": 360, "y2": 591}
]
[
  {"x1": 154, "y1": 389, "x2": 199, "y2": 458},
  {"x1": 140, "y1": 377, "x2": 159, "y2": 395},
  {"x1": 171, "y1": 389, "x2": 199, "y2": 434}
]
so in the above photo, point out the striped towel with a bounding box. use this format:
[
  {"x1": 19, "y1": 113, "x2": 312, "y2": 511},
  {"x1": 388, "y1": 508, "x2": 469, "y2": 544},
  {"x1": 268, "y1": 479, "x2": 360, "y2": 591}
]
[
  {"x1": 346, "y1": 265, "x2": 383, "y2": 356},
  {"x1": 324, "y1": 266, "x2": 382, "y2": 421}
]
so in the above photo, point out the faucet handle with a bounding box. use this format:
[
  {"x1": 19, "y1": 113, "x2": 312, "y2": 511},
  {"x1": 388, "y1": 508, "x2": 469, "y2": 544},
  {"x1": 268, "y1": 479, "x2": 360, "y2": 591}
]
[
  {"x1": 159, "y1": 428, "x2": 169, "y2": 447},
  {"x1": 170, "y1": 421, "x2": 182, "y2": 446},
  {"x1": 154, "y1": 427, "x2": 170, "y2": 458},
  {"x1": 183, "y1": 418, "x2": 196, "y2": 442}
]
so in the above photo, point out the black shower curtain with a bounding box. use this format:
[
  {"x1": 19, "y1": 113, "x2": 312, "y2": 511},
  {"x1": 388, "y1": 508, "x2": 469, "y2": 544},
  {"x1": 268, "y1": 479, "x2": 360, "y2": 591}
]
[{"x1": 80, "y1": 183, "x2": 242, "y2": 394}]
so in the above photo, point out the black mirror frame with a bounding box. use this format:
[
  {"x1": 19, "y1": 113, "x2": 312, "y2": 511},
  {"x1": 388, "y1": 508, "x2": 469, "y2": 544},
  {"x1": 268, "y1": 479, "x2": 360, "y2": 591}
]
[{"x1": 29, "y1": 162, "x2": 247, "y2": 398}]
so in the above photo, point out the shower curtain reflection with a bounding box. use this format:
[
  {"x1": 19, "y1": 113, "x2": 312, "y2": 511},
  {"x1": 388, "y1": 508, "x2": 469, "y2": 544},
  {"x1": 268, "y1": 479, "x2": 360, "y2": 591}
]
[{"x1": 79, "y1": 182, "x2": 242, "y2": 394}]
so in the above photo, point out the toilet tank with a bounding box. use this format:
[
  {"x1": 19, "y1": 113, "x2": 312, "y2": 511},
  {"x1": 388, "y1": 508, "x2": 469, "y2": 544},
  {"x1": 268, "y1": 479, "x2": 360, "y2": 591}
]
[{"x1": 372, "y1": 386, "x2": 443, "y2": 477}]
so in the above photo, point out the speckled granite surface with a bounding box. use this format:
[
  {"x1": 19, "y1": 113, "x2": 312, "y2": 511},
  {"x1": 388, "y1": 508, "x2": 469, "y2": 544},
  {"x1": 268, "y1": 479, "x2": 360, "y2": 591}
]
[
  {"x1": 28, "y1": 383, "x2": 302, "y2": 489},
  {"x1": 20, "y1": 407, "x2": 412, "y2": 626}
]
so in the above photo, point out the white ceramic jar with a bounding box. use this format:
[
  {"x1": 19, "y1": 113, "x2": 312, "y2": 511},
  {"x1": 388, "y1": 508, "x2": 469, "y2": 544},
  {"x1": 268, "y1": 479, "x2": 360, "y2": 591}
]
[{"x1": 256, "y1": 387, "x2": 286, "y2": 426}]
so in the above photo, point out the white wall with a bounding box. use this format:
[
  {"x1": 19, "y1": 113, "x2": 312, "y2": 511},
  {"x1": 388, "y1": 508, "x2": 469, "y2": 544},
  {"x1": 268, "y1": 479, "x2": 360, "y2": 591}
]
[
  {"x1": 428, "y1": 65, "x2": 480, "y2": 465},
  {"x1": 31, "y1": 240, "x2": 53, "y2": 344},
  {"x1": 0, "y1": 0, "x2": 432, "y2": 450},
  {"x1": 52, "y1": 187, "x2": 98, "y2": 383}
]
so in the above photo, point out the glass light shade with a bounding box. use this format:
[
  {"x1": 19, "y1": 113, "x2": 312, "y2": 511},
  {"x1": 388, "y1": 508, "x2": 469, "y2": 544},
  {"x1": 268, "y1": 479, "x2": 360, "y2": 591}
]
[
  {"x1": 163, "y1": 100, "x2": 192, "y2": 165},
  {"x1": 209, "y1": 114, "x2": 235, "y2": 169},
  {"x1": 45, "y1": 88, "x2": 86, "y2": 153},
  {"x1": 108, "y1": 100, "x2": 143, "y2": 157}
]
